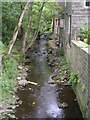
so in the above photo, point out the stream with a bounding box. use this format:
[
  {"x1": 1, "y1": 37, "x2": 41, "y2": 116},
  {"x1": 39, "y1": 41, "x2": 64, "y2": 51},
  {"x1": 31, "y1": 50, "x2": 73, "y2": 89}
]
[{"x1": 14, "y1": 35, "x2": 83, "y2": 119}]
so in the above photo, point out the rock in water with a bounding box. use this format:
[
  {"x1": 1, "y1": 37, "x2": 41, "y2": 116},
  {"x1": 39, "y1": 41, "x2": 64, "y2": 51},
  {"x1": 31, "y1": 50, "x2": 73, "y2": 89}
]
[
  {"x1": 58, "y1": 102, "x2": 68, "y2": 108},
  {"x1": 18, "y1": 65, "x2": 23, "y2": 70},
  {"x1": 17, "y1": 77, "x2": 21, "y2": 81},
  {"x1": 18, "y1": 80, "x2": 29, "y2": 86},
  {"x1": 46, "y1": 104, "x2": 64, "y2": 118},
  {"x1": 48, "y1": 80, "x2": 56, "y2": 84}
]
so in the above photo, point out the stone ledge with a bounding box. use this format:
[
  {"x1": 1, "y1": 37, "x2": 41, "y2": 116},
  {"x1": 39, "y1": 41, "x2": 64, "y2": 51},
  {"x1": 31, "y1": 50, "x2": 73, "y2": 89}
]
[{"x1": 71, "y1": 40, "x2": 90, "y2": 54}]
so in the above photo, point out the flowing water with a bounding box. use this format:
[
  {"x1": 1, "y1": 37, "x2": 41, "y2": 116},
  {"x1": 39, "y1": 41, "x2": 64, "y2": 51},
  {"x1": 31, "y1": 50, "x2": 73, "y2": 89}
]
[{"x1": 15, "y1": 36, "x2": 83, "y2": 119}]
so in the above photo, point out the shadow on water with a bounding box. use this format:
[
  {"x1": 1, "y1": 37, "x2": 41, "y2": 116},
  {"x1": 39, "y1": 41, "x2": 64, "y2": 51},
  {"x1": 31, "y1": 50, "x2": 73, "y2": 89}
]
[{"x1": 15, "y1": 36, "x2": 83, "y2": 119}]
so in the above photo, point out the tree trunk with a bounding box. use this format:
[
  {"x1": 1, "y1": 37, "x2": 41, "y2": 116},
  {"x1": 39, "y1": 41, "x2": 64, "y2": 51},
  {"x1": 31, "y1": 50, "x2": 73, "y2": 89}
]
[
  {"x1": 22, "y1": 2, "x2": 33, "y2": 53},
  {"x1": 8, "y1": 0, "x2": 30, "y2": 55},
  {"x1": 25, "y1": 2, "x2": 45, "y2": 52}
]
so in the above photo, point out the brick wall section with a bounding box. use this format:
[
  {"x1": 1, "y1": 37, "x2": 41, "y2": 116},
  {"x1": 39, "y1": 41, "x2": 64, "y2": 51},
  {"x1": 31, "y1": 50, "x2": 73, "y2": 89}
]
[{"x1": 66, "y1": 40, "x2": 90, "y2": 119}]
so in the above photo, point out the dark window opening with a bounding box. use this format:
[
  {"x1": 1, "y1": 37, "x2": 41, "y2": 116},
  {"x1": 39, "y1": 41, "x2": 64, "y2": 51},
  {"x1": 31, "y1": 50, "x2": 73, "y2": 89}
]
[{"x1": 86, "y1": 0, "x2": 90, "y2": 6}]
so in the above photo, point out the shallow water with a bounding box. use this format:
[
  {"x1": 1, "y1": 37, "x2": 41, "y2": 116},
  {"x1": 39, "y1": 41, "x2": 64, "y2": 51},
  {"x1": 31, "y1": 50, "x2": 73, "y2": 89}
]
[{"x1": 15, "y1": 36, "x2": 83, "y2": 119}]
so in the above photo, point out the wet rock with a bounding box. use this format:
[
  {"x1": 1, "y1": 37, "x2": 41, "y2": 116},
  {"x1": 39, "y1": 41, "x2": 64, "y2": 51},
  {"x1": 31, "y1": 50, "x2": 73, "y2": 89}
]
[
  {"x1": 22, "y1": 76, "x2": 26, "y2": 80},
  {"x1": 42, "y1": 51, "x2": 47, "y2": 54},
  {"x1": 74, "y1": 99, "x2": 77, "y2": 101},
  {"x1": 18, "y1": 65, "x2": 23, "y2": 70},
  {"x1": 58, "y1": 69, "x2": 62, "y2": 73},
  {"x1": 24, "y1": 59, "x2": 30, "y2": 64},
  {"x1": 18, "y1": 80, "x2": 29, "y2": 86},
  {"x1": 56, "y1": 88, "x2": 63, "y2": 92},
  {"x1": 47, "y1": 56, "x2": 49, "y2": 61},
  {"x1": 51, "y1": 74, "x2": 57, "y2": 80},
  {"x1": 54, "y1": 69, "x2": 59, "y2": 73},
  {"x1": 15, "y1": 104, "x2": 19, "y2": 107},
  {"x1": 25, "y1": 67, "x2": 28, "y2": 71},
  {"x1": 16, "y1": 100, "x2": 22, "y2": 105},
  {"x1": 48, "y1": 80, "x2": 56, "y2": 84},
  {"x1": 48, "y1": 62, "x2": 55, "y2": 67},
  {"x1": 56, "y1": 80, "x2": 61, "y2": 84},
  {"x1": 32, "y1": 102, "x2": 35, "y2": 105},
  {"x1": 23, "y1": 73, "x2": 27, "y2": 77},
  {"x1": 64, "y1": 70, "x2": 67, "y2": 74},
  {"x1": 26, "y1": 69, "x2": 30, "y2": 73},
  {"x1": 58, "y1": 102, "x2": 68, "y2": 108},
  {"x1": 48, "y1": 62, "x2": 52, "y2": 67},
  {"x1": 7, "y1": 114, "x2": 16, "y2": 119},
  {"x1": 17, "y1": 85, "x2": 23, "y2": 90},
  {"x1": 17, "y1": 77, "x2": 21, "y2": 81},
  {"x1": 48, "y1": 48, "x2": 52, "y2": 54},
  {"x1": 61, "y1": 80, "x2": 65, "y2": 83},
  {"x1": 46, "y1": 104, "x2": 64, "y2": 118},
  {"x1": 8, "y1": 105, "x2": 16, "y2": 110},
  {"x1": 29, "y1": 88, "x2": 32, "y2": 90},
  {"x1": 60, "y1": 76, "x2": 65, "y2": 81},
  {"x1": 22, "y1": 88, "x2": 25, "y2": 91},
  {"x1": 12, "y1": 95, "x2": 16, "y2": 99},
  {"x1": 63, "y1": 82, "x2": 71, "y2": 86},
  {"x1": 0, "y1": 109, "x2": 13, "y2": 114},
  {"x1": 0, "y1": 102, "x2": 9, "y2": 110}
]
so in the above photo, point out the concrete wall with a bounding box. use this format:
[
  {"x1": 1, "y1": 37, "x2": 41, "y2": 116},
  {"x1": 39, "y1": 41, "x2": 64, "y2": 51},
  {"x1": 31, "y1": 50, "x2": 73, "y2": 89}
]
[{"x1": 65, "y1": 40, "x2": 90, "y2": 119}]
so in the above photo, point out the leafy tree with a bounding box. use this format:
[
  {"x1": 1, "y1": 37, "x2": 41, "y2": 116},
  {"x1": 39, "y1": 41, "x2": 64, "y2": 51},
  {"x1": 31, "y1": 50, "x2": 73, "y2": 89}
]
[
  {"x1": 2, "y1": 2, "x2": 60, "y2": 53},
  {"x1": 8, "y1": 1, "x2": 30, "y2": 54},
  {"x1": 2, "y1": 3, "x2": 22, "y2": 45}
]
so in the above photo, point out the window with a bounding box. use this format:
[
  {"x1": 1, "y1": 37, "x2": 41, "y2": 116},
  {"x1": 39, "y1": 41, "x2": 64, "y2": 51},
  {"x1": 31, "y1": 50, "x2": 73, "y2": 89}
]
[
  {"x1": 85, "y1": 0, "x2": 90, "y2": 7},
  {"x1": 86, "y1": 0, "x2": 90, "y2": 6}
]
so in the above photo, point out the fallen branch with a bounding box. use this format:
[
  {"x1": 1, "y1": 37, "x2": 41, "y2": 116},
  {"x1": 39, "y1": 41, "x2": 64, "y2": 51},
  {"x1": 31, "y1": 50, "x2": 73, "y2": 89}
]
[{"x1": 28, "y1": 81, "x2": 38, "y2": 86}]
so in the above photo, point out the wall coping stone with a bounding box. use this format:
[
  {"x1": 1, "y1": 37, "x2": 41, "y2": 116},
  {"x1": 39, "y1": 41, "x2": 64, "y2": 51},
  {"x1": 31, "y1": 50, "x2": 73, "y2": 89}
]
[{"x1": 71, "y1": 40, "x2": 90, "y2": 55}]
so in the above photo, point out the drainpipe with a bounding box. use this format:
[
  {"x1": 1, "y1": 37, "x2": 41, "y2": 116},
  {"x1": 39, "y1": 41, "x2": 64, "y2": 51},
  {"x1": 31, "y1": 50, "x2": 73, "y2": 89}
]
[
  {"x1": 66, "y1": 13, "x2": 72, "y2": 47},
  {"x1": 69, "y1": 14, "x2": 72, "y2": 47}
]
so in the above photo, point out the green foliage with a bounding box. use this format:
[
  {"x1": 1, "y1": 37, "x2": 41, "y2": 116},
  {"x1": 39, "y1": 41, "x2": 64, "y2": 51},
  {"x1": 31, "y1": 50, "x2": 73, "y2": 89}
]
[
  {"x1": 40, "y1": 2, "x2": 60, "y2": 32},
  {"x1": 0, "y1": 41, "x2": 5, "y2": 54},
  {"x1": 80, "y1": 24, "x2": 90, "y2": 44},
  {"x1": 1, "y1": 2, "x2": 61, "y2": 103},
  {"x1": 69, "y1": 72, "x2": 79, "y2": 87},
  {"x1": 59, "y1": 56, "x2": 68, "y2": 66},
  {"x1": 59, "y1": 55, "x2": 70, "y2": 76},
  {"x1": 2, "y1": 2, "x2": 23, "y2": 45},
  {"x1": 2, "y1": 2, "x2": 61, "y2": 48},
  {"x1": 81, "y1": 84, "x2": 86, "y2": 92},
  {"x1": 0, "y1": 54, "x2": 18, "y2": 103}
]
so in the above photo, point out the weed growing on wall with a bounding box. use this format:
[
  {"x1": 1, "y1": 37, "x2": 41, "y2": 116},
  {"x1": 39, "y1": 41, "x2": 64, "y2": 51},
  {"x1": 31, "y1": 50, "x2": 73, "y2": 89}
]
[{"x1": 69, "y1": 72, "x2": 79, "y2": 87}]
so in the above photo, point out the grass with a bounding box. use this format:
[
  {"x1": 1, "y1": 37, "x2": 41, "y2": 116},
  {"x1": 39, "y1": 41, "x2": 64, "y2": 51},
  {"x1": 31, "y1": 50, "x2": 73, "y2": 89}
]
[
  {"x1": 0, "y1": 41, "x2": 22, "y2": 104},
  {"x1": 0, "y1": 54, "x2": 18, "y2": 103}
]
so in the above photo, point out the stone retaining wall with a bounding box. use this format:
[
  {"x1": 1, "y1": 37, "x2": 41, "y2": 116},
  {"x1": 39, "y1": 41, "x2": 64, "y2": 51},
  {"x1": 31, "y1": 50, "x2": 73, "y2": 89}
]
[{"x1": 65, "y1": 40, "x2": 90, "y2": 119}]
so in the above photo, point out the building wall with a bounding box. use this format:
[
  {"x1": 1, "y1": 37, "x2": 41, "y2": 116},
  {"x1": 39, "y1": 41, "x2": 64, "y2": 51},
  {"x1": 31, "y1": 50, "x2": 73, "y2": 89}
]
[
  {"x1": 58, "y1": 1, "x2": 90, "y2": 119},
  {"x1": 71, "y1": 2, "x2": 89, "y2": 40},
  {"x1": 65, "y1": 40, "x2": 90, "y2": 119},
  {"x1": 62, "y1": 1, "x2": 90, "y2": 42}
]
